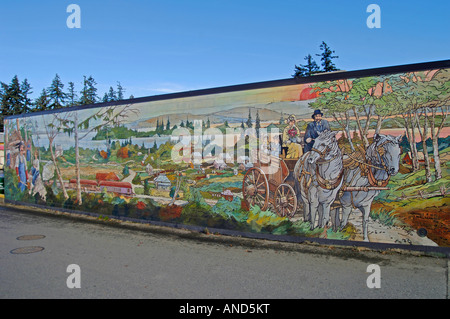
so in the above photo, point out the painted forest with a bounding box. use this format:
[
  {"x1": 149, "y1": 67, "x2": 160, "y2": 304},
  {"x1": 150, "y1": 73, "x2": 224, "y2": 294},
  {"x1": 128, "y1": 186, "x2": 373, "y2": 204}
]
[{"x1": 309, "y1": 68, "x2": 449, "y2": 246}]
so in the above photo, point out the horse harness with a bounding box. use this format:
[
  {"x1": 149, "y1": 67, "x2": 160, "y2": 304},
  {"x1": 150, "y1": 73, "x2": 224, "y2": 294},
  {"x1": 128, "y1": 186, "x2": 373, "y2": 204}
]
[
  {"x1": 345, "y1": 140, "x2": 392, "y2": 188},
  {"x1": 342, "y1": 140, "x2": 394, "y2": 209},
  {"x1": 298, "y1": 146, "x2": 344, "y2": 192}
]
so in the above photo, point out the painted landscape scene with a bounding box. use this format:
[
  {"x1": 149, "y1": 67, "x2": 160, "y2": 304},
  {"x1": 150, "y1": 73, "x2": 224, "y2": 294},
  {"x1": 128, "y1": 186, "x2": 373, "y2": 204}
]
[{"x1": 4, "y1": 67, "x2": 449, "y2": 247}]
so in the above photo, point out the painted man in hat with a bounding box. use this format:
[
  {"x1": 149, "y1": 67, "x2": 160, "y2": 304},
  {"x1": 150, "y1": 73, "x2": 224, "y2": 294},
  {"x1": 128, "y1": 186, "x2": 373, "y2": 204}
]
[
  {"x1": 304, "y1": 109, "x2": 330, "y2": 153},
  {"x1": 282, "y1": 114, "x2": 302, "y2": 159}
]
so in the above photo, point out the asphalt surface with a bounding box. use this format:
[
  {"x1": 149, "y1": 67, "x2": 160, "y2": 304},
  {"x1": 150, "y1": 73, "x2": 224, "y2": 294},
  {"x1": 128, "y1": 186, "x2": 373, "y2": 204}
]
[{"x1": 0, "y1": 204, "x2": 448, "y2": 300}]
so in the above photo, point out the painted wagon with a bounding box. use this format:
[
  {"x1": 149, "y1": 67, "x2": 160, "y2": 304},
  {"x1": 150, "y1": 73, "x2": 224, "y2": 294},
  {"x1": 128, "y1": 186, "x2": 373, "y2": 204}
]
[
  {"x1": 242, "y1": 151, "x2": 299, "y2": 218},
  {"x1": 241, "y1": 141, "x2": 393, "y2": 221}
]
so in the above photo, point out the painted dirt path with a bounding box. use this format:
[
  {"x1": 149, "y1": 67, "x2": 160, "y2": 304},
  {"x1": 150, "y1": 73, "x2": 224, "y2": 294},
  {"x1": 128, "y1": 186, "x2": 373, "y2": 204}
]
[{"x1": 291, "y1": 212, "x2": 438, "y2": 247}]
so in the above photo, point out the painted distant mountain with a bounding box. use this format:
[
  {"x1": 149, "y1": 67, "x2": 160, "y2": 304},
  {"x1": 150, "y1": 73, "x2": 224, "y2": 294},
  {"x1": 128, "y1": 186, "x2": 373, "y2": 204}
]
[{"x1": 128, "y1": 100, "x2": 316, "y2": 129}]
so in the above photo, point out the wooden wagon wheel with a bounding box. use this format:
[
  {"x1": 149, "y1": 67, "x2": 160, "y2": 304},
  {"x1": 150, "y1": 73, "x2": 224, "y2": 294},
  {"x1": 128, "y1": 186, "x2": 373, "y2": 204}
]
[
  {"x1": 242, "y1": 167, "x2": 269, "y2": 210},
  {"x1": 274, "y1": 183, "x2": 297, "y2": 218}
]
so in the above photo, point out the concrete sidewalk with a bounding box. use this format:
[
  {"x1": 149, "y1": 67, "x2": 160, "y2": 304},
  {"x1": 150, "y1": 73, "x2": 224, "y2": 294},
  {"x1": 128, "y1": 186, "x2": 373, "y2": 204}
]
[{"x1": 1, "y1": 204, "x2": 448, "y2": 299}]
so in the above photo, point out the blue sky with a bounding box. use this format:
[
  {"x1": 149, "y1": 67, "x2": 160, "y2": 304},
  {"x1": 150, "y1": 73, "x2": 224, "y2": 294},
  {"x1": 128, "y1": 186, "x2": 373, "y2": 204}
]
[{"x1": 0, "y1": 0, "x2": 449, "y2": 100}]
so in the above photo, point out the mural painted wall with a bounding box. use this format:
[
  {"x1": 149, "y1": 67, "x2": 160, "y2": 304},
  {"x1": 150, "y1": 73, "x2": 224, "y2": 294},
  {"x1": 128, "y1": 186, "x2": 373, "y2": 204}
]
[{"x1": 4, "y1": 64, "x2": 450, "y2": 248}]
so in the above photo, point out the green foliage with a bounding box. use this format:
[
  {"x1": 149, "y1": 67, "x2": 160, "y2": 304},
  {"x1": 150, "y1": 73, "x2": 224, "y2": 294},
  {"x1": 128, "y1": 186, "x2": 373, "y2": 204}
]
[
  {"x1": 245, "y1": 205, "x2": 292, "y2": 233},
  {"x1": 79, "y1": 75, "x2": 98, "y2": 105},
  {"x1": 48, "y1": 74, "x2": 67, "y2": 109},
  {"x1": 316, "y1": 41, "x2": 339, "y2": 72},
  {"x1": 4, "y1": 168, "x2": 24, "y2": 202},
  {"x1": 212, "y1": 197, "x2": 243, "y2": 220},
  {"x1": 293, "y1": 54, "x2": 320, "y2": 77},
  {"x1": 293, "y1": 41, "x2": 339, "y2": 78},
  {"x1": 369, "y1": 208, "x2": 399, "y2": 227},
  {"x1": 199, "y1": 181, "x2": 241, "y2": 193}
]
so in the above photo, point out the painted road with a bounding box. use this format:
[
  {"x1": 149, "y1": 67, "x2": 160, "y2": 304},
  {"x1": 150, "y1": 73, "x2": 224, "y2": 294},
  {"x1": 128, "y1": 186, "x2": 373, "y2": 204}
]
[{"x1": 0, "y1": 205, "x2": 448, "y2": 300}]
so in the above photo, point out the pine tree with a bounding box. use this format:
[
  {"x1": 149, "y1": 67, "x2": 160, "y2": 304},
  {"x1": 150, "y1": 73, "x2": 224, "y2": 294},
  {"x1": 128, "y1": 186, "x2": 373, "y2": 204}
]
[
  {"x1": 117, "y1": 82, "x2": 125, "y2": 100},
  {"x1": 316, "y1": 41, "x2": 339, "y2": 72},
  {"x1": 21, "y1": 79, "x2": 33, "y2": 113},
  {"x1": 67, "y1": 81, "x2": 78, "y2": 107},
  {"x1": 3, "y1": 76, "x2": 24, "y2": 115},
  {"x1": 35, "y1": 89, "x2": 51, "y2": 112},
  {"x1": 79, "y1": 76, "x2": 98, "y2": 105},
  {"x1": 102, "y1": 93, "x2": 109, "y2": 103},
  {"x1": 293, "y1": 54, "x2": 320, "y2": 77},
  {"x1": 166, "y1": 117, "x2": 170, "y2": 131},
  {"x1": 255, "y1": 110, "x2": 261, "y2": 137},
  {"x1": 107, "y1": 86, "x2": 117, "y2": 101},
  {"x1": 151, "y1": 140, "x2": 157, "y2": 153},
  {"x1": 246, "y1": 109, "x2": 252, "y2": 128},
  {"x1": 48, "y1": 74, "x2": 67, "y2": 109},
  {"x1": 0, "y1": 83, "x2": 7, "y2": 130}
]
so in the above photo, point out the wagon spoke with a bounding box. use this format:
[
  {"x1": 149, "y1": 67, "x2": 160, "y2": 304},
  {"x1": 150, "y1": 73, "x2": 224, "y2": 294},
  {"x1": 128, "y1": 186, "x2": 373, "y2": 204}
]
[
  {"x1": 251, "y1": 171, "x2": 257, "y2": 184},
  {"x1": 256, "y1": 193, "x2": 266, "y2": 202},
  {"x1": 255, "y1": 172, "x2": 261, "y2": 186},
  {"x1": 277, "y1": 189, "x2": 283, "y2": 199},
  {"x1": 257, "y1": 187, "x2": 267, "y2": 194},
  {"x1": 244, "y1": 180, "x2": 253, "y2": 188},
  {"x1": 256, "y1": 181, "x2": 266, "y2": 189},
  {"x1": 255, "y1": 195, "x2": 263, "y2": 207}
]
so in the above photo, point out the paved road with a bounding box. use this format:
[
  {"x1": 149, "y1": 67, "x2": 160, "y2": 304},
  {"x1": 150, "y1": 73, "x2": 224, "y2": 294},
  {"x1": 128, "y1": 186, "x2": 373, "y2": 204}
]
[{"x1": 0, "y1": 205, "x2": 448, "y2": 300}]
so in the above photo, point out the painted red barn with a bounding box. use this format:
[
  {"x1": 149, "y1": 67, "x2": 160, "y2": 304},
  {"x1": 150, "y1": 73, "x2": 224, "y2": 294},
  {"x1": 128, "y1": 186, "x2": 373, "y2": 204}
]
[
  {"x1": 96, "y1": 172, "x2": 120, "y2": 182},
  {"x1": 402, "y1": 152, "x2": 434, "y2": 165}
]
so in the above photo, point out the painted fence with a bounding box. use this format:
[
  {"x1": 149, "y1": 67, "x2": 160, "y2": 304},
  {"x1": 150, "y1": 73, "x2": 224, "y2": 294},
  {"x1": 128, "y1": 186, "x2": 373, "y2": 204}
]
[{"x1": 4, "y1": 60, "x2": 450, "y2": 250}]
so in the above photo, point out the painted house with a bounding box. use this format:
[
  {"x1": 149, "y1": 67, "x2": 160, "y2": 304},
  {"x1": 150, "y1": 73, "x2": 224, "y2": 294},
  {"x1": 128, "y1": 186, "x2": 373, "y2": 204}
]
[
  {"x1": 402, "y1": 152, "x2": 435, "y2": 165},
  {"x1": 212, "y1": 160, "x2": 228, "y2": 170},
  {"x1": 221, "y1": 189, "x2": 234, "y2": 202},
  {"x1": 69, "y1": 179, "x2": 99, "y2": 192},
  {"x1": 154, "y1": 174, "x2": 171, "y2": 190},
  {"x1": 99, "y1": 181, "x2": 133, "y2": 195}
]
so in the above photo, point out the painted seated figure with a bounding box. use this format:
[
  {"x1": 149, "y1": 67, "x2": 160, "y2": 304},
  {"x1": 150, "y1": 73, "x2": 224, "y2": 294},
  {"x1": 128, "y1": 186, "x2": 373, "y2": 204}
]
[{"x1": 282, "y1": 115, "x2": 303, "y2": 159}]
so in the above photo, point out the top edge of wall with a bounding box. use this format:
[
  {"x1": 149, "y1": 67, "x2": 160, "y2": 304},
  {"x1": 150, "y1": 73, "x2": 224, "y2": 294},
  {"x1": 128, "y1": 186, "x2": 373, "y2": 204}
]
[{"x1": 5, "y1": 59, "x2": 450, "y2": 120}]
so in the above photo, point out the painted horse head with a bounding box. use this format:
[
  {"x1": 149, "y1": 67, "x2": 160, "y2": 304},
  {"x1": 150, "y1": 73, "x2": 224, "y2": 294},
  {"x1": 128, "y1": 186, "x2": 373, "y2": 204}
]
[
  {"x1": 308, "y1": 130, "x2": 339, "y2": 164},
  {"x1": 367, "y1": 133, "x2": 403, "y2": 176}
]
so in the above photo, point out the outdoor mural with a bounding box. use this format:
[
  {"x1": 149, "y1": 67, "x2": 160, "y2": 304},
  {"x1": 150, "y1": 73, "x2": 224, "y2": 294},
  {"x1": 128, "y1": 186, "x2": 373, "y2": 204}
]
[{"x1": 4, "y1": 65, "x2": 449, "y2": 248}]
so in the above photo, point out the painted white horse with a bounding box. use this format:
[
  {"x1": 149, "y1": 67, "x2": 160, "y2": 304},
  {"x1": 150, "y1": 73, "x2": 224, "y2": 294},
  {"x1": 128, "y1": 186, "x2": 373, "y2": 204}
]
[
  {"x1": 335, "y1": 133, "x2": 402, "y2": 241},
  {"x1": 294, "y1": 130, "x2": 344, "y2": 230}
]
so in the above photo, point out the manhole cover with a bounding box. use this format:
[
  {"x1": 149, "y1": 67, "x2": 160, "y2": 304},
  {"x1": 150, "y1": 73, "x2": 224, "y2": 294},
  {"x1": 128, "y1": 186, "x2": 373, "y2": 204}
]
[
  {"x1": 10, "y1": 246, "x2": 45, "y2": 254},
  {"x1": 17, "y1": 235, "x2": 46, "y2": 241}
]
